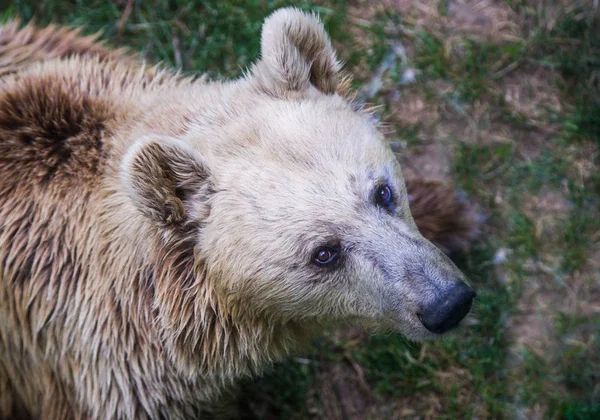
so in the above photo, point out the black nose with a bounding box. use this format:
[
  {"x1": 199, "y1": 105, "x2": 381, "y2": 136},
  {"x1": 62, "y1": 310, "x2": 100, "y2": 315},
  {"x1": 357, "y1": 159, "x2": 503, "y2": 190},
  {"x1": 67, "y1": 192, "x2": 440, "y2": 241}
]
[{"x1": 417, "y1": 283, "x2": 476, "y2": 334}]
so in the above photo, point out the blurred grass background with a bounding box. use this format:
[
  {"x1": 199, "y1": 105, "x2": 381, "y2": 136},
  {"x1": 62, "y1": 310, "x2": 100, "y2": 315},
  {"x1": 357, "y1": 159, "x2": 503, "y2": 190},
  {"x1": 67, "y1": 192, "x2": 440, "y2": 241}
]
[{"x1": 3, "y1": 1, "x2": 599, "y2": 418}]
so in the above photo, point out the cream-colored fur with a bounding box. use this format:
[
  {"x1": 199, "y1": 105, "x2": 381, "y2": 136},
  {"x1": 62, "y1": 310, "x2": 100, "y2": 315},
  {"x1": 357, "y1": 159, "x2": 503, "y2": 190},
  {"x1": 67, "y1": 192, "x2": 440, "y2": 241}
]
[{"x1": 0, "y1": 9, "x2": 473, "y2": 419}]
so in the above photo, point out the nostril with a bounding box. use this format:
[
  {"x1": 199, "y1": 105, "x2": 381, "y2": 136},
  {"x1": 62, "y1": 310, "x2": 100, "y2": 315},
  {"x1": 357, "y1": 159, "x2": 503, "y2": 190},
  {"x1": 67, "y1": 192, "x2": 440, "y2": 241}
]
[{"x1": 418, "y1": 283, "x2": 476, "y2": 334}]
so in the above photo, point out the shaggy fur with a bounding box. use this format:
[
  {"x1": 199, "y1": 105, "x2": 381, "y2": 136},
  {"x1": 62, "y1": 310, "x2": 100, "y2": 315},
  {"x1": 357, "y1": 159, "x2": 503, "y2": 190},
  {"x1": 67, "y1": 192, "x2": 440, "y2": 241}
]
[
  {"x1": 0, "y1": 19, "x2": 123, "y2": 77},
  {"x1": 0, "y1": 10, "x2": 478, "y2": 419},
  {"x1": 406, "y1": 179, "x2": 481, "y2": 254}
]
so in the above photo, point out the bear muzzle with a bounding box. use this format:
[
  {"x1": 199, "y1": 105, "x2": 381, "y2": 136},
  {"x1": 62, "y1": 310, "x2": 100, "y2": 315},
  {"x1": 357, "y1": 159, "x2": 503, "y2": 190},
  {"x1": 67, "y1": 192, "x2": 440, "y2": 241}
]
[{"x1": 417, "y1": 282, "x2": 476, "y2": 334}]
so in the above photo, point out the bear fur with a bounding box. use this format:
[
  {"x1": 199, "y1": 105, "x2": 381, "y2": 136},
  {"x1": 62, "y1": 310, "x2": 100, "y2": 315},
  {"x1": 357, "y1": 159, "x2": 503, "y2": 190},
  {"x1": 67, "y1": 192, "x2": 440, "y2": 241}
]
[{"x1": 0, "y1": 9, "x2": 478, "y2": 419}]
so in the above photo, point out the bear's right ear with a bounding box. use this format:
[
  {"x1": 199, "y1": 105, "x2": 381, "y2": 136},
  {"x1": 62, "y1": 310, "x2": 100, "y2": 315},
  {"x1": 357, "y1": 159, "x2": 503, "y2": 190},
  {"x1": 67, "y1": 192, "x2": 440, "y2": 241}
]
[
  {"x1": 252, "y1": 8, "x2": 341, "y2": 96},
  {"x1": 120, "y1": 137, "x2": 210, "y2": 228}
]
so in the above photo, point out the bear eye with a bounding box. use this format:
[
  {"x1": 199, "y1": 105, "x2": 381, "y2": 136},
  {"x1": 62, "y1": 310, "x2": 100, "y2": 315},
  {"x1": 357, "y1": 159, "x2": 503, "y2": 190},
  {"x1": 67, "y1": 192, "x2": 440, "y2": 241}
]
[
  {"x1": 374, "y1": 184, "x2": 393, "y2": 207},
  {"x1": 313, "y1": 246, "x2": 338, "y2": 266}
]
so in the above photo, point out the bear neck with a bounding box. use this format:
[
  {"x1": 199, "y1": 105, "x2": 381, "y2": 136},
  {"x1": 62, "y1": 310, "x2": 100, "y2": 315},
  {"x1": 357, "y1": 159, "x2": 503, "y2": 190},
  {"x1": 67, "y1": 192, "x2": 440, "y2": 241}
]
[
  {"x1": 155, "y1": 231, "x2": 314, "y2": 380},
  {"x1": 101, "y1": 211, "x2": 314, "y2": 384}
]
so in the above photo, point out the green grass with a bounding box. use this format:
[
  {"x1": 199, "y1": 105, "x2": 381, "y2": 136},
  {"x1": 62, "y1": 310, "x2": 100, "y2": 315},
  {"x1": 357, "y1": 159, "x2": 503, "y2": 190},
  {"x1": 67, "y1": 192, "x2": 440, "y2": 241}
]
[
  {"x1": 414, "y1": 31, "x2": 449, "y2": 80},
  {"x1": 531, "y1": 7, "x2": 600, "y2": 142},
  {"x1": 5, "y1": 1, "x2": 599, "y2": 418},
  {"x1": 519, "y1": 313, "x2": 600, "y2": 419}
]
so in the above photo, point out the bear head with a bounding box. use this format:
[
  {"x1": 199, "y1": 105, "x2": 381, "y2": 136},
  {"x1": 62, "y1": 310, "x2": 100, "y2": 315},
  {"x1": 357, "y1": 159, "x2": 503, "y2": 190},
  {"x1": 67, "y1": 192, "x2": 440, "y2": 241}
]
[{"x1": 120, "y1": 8, "x2": 476, "y2": 369}]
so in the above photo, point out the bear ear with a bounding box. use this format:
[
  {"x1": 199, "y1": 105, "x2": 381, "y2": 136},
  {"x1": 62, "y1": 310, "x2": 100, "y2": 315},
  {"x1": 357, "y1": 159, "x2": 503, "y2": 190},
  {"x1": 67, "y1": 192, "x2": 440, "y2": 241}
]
[
  {"x1": 120, "y1": 137, "x2": 210, "y2": 228},
  {"x1": 252, "y1": 8, "x2": 341, "y2": 96}
]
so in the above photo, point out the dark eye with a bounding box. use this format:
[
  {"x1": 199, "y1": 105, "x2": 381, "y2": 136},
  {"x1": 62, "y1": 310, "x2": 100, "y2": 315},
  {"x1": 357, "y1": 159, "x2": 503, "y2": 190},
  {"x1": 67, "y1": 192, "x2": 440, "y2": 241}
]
[
  {"x1": 313, "y1": 247, "x2": 338, "y2": 266},
  {"x1": 374, "y1": 184, "x2": 393, "y2": 207}
]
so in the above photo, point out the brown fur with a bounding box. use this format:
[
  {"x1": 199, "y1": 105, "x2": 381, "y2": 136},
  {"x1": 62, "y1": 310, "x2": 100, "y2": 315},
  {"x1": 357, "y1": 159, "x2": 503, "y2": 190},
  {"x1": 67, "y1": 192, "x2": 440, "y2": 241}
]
[
  {"x1": 0, "y1": 13, "x2": 478, "y2": 419},
  {"x1": 0, "y1": 19, "x2": 123, "y2": 77},
  {"x1": 406, "y1": 178, "x2": 481, "y2": 254}
]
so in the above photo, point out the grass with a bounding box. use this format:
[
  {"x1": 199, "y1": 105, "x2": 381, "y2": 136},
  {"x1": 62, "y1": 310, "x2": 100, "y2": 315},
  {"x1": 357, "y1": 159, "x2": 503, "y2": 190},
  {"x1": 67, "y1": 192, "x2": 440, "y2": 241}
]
[{"x1": 5, "y1": 1, "x2": 599, "y2": 418}]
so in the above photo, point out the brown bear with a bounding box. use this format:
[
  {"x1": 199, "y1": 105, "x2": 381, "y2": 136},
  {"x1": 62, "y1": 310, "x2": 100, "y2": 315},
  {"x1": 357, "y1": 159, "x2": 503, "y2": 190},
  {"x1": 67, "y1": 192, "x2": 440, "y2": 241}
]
[{"x1": 0, "y1": 9, "x2": 478, "y2": 419}]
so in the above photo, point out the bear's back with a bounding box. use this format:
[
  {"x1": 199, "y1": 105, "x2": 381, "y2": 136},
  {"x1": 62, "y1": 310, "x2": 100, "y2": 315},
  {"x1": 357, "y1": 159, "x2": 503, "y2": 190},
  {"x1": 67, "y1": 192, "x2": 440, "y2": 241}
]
[{"x1": 0, "y1": 54, "x2": 175, "y2": 417}]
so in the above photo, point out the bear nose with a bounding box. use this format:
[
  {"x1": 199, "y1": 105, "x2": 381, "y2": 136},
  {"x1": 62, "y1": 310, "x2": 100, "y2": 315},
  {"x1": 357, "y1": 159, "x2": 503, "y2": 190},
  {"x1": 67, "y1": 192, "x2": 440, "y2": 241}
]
[{"x1": 417, "y1": 283, "x2": 476, "y2": 334}]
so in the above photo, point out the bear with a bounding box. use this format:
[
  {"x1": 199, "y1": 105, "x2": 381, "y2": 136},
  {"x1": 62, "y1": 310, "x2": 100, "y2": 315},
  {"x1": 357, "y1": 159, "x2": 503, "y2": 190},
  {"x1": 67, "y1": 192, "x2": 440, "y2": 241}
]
[{"x1": 0, "y1": 9, "x2": 478, "y2": 419}]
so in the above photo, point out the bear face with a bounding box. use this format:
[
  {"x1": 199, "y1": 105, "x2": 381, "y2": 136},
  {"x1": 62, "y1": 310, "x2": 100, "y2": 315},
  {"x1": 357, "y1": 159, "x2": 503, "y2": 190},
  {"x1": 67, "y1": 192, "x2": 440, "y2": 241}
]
[
  {"x1": 120, "y1": 8, "x2": 475, "y2": 350},
  {"x1": 200, "y1": 99, "x2": 473, "y2": 342}
]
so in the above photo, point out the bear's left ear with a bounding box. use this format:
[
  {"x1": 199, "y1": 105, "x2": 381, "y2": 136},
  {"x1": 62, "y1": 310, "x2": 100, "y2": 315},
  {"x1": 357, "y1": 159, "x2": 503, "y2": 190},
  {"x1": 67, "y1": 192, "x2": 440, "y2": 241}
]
[
  {"x1": 252, "y1": 8, "x2": 341, "y2": 96},
  {"x1": 120, "y1": 137, "x2": 211, "y2": 228}
]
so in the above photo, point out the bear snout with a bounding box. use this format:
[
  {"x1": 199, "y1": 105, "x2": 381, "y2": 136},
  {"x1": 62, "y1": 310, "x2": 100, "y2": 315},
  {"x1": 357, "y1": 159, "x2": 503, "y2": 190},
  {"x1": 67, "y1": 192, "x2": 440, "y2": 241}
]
[{"x1": 416, "y1": 282, "x2": 476, "y2": 334}]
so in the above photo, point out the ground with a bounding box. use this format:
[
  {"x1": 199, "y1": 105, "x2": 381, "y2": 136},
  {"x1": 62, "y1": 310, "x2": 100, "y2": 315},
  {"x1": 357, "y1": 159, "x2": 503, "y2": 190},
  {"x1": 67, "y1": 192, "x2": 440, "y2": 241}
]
[{"x1": 4, "y1": 1, "x2": 599, "y2": 418}]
